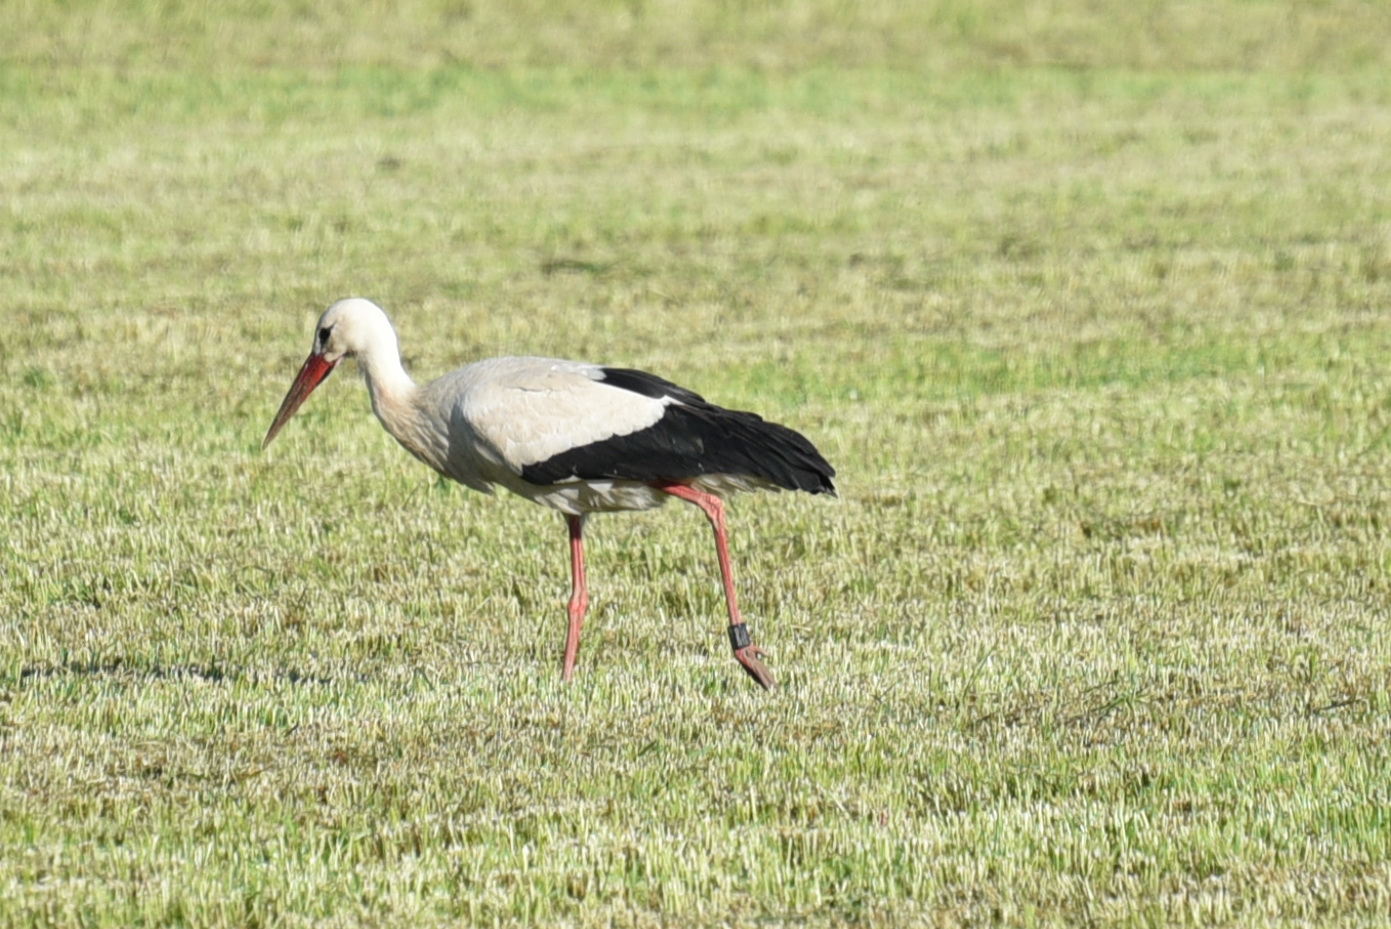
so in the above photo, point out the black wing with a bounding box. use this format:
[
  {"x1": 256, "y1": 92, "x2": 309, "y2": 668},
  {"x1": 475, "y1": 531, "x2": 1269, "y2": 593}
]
[{"x1": 521, "y1": 367, "x2": 836, "y2": 494}]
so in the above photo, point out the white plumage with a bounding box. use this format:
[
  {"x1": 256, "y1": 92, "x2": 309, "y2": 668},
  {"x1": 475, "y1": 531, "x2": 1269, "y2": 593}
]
[
  {"x1": 426, "y1": 357, "x2": 676, "y2": 510},
  {"x1": 264, "y1": 297, "x2": 835, "y2": 688}
]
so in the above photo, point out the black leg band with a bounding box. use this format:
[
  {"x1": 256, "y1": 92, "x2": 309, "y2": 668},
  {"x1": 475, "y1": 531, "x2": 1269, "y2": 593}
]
[{"x1": 728, "y1": 623, "x2": 752, "y2": 652}]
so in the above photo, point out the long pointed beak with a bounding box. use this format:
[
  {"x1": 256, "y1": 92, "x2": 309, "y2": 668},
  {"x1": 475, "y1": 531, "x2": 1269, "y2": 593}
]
[{"x1": 263, "y1": 353, "x2": 338, "y2": 449}]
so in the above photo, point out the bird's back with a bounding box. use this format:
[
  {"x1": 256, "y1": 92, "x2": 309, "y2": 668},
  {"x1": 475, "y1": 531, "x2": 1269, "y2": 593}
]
[{"x1": 418, "y1": 355, "x2": 835, "y2": 511}]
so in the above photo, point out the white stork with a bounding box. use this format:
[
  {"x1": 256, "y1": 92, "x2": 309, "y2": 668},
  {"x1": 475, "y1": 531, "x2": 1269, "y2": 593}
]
[{"x1": 262, "y1": 297, "x2": 836, "y2": 689}]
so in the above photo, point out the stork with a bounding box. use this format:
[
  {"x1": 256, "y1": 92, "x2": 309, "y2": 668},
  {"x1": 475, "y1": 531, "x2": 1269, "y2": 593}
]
[{"x1": 262, "y1": 298, "x2": 836, "y2": 689}]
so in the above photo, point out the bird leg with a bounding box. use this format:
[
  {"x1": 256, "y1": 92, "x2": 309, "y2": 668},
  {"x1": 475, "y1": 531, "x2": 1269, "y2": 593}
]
[
  {"x1": 653, "y1": 482, "x2": 775, "y2": 690},
  {"x1": 562, "y1": 513, "x2": 589, "y2": 682}
]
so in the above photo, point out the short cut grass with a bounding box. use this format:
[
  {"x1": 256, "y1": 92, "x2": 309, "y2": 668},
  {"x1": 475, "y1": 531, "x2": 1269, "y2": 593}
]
[{"x1": 4, "y1": 1, "x2": 1391, "y2": 926}]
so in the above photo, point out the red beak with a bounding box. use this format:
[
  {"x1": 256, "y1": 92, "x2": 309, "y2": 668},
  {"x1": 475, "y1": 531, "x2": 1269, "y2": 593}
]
[{"x1": 263, "y1": 353, "x2": 338, "y2": 449}]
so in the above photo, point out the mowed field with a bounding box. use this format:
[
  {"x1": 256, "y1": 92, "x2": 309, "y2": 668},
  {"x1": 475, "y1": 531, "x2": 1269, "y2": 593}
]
[{"x1": 4, "y1": 2, "x2": 1391, "y2": 926}]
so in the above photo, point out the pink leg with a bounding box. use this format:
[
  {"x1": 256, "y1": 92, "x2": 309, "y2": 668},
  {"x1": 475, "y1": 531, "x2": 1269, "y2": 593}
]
[
  {"x1": 653, "y1": 482, "x2": 775, "y2": 690},
  {"x1": 562, "y1": 513, "x2": 588, "y2": 682}
]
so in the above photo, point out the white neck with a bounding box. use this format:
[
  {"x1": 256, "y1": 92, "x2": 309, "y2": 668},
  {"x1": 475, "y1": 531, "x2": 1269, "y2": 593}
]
[{"x1": 356, "y1": 338, "x2": 426, "y2": 454}]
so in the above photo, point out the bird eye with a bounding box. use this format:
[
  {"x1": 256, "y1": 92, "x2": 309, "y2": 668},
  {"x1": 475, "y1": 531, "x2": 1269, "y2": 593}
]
[{"x1": 318, "y1": 325, "x2": 333, "y2": 347}]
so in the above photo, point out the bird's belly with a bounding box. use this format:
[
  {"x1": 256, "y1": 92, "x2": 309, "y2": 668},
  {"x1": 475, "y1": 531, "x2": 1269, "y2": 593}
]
[
  {"x1": 515, "y1": 479, "x2": 670, "y2": 515},
  {"x1": 501, "y1": 472, "x2": 777, "y2": 516}
]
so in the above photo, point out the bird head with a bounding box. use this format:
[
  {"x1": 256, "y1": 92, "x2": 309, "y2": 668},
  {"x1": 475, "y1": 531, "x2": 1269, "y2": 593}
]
[{"x1": 262, "y1": 297, "x2": 396, "y2": 449}]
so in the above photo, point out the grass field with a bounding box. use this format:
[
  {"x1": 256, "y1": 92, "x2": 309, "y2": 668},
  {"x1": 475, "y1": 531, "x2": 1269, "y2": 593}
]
[{"x1": 4, "y1": 1, "x2": 1391, "y2": 925}]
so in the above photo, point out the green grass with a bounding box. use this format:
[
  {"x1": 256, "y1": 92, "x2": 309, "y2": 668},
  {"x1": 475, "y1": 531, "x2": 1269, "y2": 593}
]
[{"x1": 5, "y1": 1, "x2": 1391, "y2": 925}]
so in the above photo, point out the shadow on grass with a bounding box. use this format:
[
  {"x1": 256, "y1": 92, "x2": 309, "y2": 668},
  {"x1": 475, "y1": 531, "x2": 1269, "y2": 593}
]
[{"x1": 16, "y1": 659, "x2": 337, "y2": 686}]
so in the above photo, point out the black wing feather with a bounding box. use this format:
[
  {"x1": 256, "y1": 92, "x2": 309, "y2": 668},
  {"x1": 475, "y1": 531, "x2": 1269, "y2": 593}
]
[
  {"x1": 591, "y1": 367, "x2": 708, "y2": 405},
  {"x1": 521, "y1": 368, "x2": 836, "y2": 494}
]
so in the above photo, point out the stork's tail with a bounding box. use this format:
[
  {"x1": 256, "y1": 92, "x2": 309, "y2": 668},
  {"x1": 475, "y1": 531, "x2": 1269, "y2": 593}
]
[{"x1": 699, "y1": 406, "x2": 836, "y2": 495}]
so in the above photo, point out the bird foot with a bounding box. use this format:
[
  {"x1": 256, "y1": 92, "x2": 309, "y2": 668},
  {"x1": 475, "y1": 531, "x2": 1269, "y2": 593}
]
[
  {"x1": 734, "y1": 644, "x2": 776, "y2": 690},
  {"x1": 728, "y1": 623, "x2": 775, "y2": 690}
]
